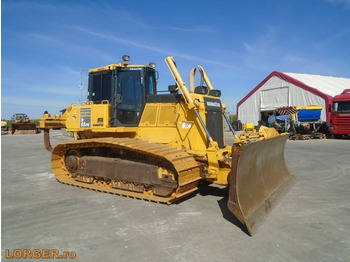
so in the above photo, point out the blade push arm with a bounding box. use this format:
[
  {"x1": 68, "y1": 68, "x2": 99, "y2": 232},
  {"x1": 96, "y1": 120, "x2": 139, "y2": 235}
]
[
  {"x1": 165, "y1": 56, "x2": 216, "y2": 145},
  {"x1": 165, "y1": 56, "x2": 196, "y2": 110}
]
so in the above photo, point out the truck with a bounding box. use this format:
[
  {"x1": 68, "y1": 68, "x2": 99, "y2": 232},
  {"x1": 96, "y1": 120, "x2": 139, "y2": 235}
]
[{"x1": 330, "y1": 89, "x2": 350, "y2": 138}]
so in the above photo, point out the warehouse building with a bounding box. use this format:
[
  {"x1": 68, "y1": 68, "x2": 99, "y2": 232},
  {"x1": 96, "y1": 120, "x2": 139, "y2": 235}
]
[{"x1": 236, "y1": 72, "x2": 350, "y2": 125}]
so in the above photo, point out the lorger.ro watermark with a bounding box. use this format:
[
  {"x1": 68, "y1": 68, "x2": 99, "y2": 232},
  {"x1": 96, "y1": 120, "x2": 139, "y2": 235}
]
[{"x1": 5, "y1": 249, "x2": 76, "y2": 259}]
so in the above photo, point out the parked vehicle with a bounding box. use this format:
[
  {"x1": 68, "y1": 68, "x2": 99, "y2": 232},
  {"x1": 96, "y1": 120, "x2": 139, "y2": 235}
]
[
  {"x1": 330, "y1": 89, "x2": 350, "y2": 138},
  {"x1": 268, "y1": 105, "x2": 327, "y2": 139},
  {"x1": 11, "y1": 113, "x2": 39, "y2": 135}
]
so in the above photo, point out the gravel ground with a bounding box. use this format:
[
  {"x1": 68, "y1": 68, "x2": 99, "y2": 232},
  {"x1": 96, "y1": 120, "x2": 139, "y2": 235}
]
[{"x1": 1, "y1": 131, "x2": 350, "y2": 262}]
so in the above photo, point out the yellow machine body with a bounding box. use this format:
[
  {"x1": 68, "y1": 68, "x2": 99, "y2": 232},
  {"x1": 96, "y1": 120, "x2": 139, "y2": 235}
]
[
  {"x1": 41, "y1": 92, "x2": 233, "y2": 185},
  {"x1": 40, "y1": 56, "x2": 295, "y2": 235}
]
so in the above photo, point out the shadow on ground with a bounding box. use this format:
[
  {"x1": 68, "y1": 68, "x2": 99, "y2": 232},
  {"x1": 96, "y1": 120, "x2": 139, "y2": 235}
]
[{"x1": 198, "y1": 182, "x2": 249, "y2": 235}]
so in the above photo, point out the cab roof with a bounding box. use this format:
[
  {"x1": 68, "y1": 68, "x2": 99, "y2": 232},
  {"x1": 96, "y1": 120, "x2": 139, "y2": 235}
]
[{"x1": 89, "y1": 63, "x2": 153, "y2": 73}]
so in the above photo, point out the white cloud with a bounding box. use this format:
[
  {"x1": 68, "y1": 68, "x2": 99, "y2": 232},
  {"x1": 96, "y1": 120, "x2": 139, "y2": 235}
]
[
  {"x1": 25, "y1": 84, "x2": 81, "y2": 97},
  {"x1": 97, "y1": 6, "x2": 216, "y2": 34},
  {"x1": 2, "y1": 62, "x2": 83, "y2": 97},
  {"x1": 3, "y1": 1, "x2": 58, "y2": 10},
  {"x1": 71, "y1": 26, "x2": 233, "y2": 68},
  {"x1": 243, "y1": 27, "x2": 276, "y2": 56},
  {"x1": 285, "y1": 55, "x2": 306, "y2": 63},
  {"x1": 2, "y1": 95, "x2": 68, "y2": 108},
  {"x1": 27, "y1": 33, "x2": 61, "y2": 44},
  {"x1": 167, "y1": 26, "x2": 215, "y2": 33},
  {"x1": 61, "y1": 66, "x2": 81, "y2": 77}
]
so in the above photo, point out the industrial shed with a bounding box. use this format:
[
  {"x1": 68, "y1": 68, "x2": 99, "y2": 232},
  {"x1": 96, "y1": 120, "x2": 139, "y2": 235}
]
[{"x1": 237, "y1": 72, "x2": 350, "y2": 125}]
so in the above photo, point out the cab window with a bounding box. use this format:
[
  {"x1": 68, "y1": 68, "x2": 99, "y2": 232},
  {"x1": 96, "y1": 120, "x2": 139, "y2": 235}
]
[{"x1": 90, "y1": 72, "x2": 112, "y2": 102}]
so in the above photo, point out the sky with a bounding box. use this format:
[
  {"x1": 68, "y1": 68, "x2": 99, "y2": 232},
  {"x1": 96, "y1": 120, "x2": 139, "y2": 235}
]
[{"x1": 1, "y1": 0, "x2": 350, "y2": 120}]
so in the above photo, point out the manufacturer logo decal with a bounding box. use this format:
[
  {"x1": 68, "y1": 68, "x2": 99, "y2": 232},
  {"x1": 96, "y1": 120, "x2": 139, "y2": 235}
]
[
  {"x1": 80, "y1": 108, "x2": 91, "y2": 128},
  {"x1": 206, "y1": 101, "x2": 221, "y2": 107}
]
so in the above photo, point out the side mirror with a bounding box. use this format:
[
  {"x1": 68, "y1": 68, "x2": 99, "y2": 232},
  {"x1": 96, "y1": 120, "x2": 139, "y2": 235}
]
[{"x1": 168, "y1": 85, "x2": 178, "y2": 94}]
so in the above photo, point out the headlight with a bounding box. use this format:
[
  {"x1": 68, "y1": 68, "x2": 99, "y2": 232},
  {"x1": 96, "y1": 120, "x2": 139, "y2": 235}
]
[{"x1": 122, "y1": 55, "x2": 130, "y2": 62}]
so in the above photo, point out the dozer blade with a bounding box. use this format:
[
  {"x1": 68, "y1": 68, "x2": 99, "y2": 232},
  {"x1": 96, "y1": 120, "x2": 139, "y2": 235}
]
[
  {"x1": 11, "y1": 123, "x2": 37, "y2": 135},
  {"x1": 228, "y1": 134, "x2": 295, "y2": 235}
]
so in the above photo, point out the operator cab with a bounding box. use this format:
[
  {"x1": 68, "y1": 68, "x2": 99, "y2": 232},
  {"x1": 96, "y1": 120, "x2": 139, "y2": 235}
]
[
  {"x1": 12, "y1": 113, "x2": 28, "y2": 121},
  {"x1": 87, "y1": 56, "x2": 156, "y2": 127}
]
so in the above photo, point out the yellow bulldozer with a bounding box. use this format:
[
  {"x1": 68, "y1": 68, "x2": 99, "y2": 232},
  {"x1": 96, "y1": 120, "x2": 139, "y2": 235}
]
[
  {"x1": 1, "y1": 119, "x2": 8, "y2": 132},
  {"x1": 11, "y1": 113, "x2": 38, "y2": 135},
  {"x1": 40, "y1": 56, "x2": 295, "y2": 235}
]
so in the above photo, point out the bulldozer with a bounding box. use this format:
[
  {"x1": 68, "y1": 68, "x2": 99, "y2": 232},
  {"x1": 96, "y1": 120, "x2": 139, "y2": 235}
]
[
  {"x1": 40, "y1": 55, "x2": 295, "y2": 235},
  {"x1": 11, "y1": 113, "x2": 38, "y2": 135},
  {"x1": 1, "y1": 119, "x2": 8, "y2": 134}
]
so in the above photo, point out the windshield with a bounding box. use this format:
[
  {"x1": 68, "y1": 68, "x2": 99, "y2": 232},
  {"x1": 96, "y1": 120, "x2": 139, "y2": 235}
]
[
  {"x1": 116, "y1": 69, "x2": 142, "y2": 114},
  {"x1": 115, "y1": 69, "x2": 149, "y2": 125},
  {"x1": 13, "y1": 114, "x2": 27, "y2": 120},
  {"x1": 333, "y1": 101, "x2": 350, "y2": 112}
]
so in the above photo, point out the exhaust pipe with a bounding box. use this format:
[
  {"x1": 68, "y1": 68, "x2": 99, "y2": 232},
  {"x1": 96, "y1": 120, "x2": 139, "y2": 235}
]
[{"x1": 189, "y1": 67, "x2": 196, "y2": 93}]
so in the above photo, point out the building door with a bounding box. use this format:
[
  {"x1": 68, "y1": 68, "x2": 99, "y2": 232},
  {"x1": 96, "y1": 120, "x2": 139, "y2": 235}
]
[{"x1": 260, "y1": 87, "x2": 289, "y2": 111}]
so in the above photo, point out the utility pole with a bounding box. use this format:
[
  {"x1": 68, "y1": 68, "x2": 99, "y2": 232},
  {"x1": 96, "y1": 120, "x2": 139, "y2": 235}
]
[{"x1": 79, "y1": 69, "x2": 83, "y2": 102}]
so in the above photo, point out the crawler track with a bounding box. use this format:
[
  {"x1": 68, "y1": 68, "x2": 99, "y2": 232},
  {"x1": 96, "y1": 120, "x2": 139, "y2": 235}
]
[{"x1": 51, "y1": 137, "x2": 201, "y2": 204}]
